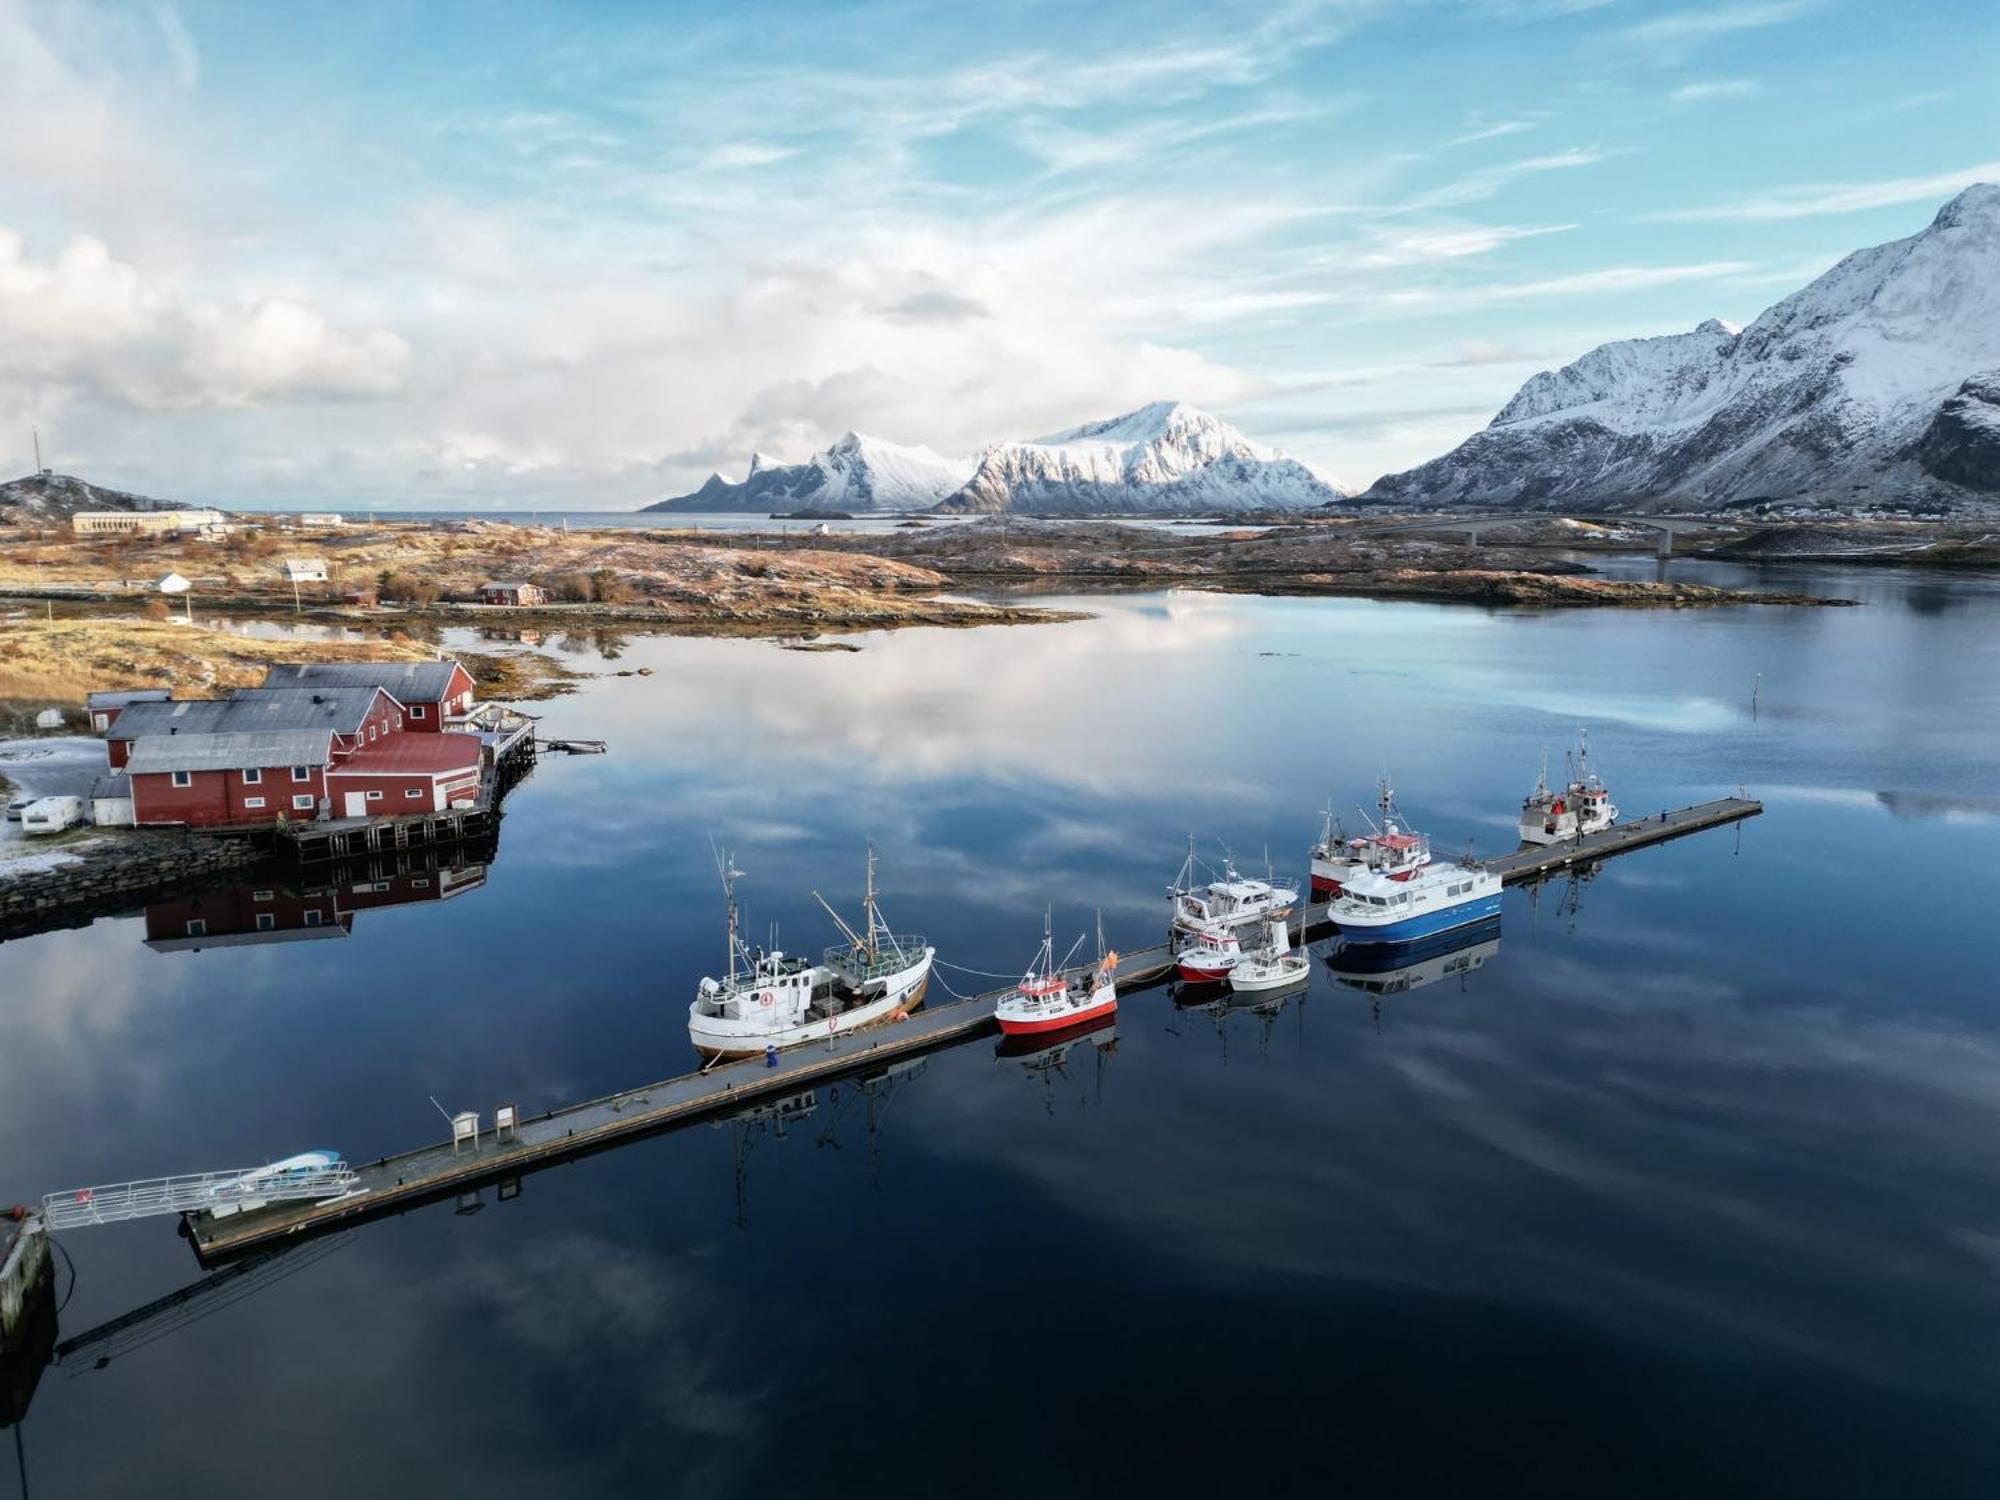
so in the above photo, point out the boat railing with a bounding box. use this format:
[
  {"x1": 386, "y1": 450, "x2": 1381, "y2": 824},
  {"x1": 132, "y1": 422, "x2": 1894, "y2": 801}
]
[{"x1": 822, "y1": 936, "x2": 928, "y2": 979}]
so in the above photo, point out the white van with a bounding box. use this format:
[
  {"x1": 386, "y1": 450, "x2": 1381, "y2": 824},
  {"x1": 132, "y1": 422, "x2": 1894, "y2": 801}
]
[{"x1": 20, "y1": 796, "x2": 85, "y2": 835}]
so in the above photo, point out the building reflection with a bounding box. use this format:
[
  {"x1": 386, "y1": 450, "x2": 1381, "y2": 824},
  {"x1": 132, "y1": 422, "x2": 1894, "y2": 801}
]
[{"x1": 142, "y1": 857, "x2": 490, "y2": 954}]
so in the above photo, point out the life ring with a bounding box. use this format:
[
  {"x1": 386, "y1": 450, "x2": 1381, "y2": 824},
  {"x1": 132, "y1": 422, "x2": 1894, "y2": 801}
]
[{"x1": 759, "y1": 990, "x2": 776, "y2": 1007}]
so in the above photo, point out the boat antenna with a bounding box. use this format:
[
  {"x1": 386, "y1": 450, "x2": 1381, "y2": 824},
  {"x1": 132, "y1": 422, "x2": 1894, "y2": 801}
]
[
  {"x1": 863, "y1": 840, "x2": 879, "y2": 958},
  {"x1": 712, "y1": 840, "x2": 744, "y2": 983}
]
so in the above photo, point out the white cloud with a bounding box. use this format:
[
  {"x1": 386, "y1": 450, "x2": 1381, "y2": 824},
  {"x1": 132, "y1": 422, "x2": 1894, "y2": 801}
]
[
  {"x1": 0, "y1": 228, "x2": 412, "y2": 411},
  {"x1": 1618, "y1": 2, "x2": 1817, "y2": 62},
  {"x1": 1441, "y1": 119, "x2": 1536, "y2": 148},
  {"x1": 1392, "y1": 147, "x2": 1615, "y2": 212},
  {"x1": 1670, "y1": 78, "x2": 1759, "y2": 103},
  {"x1": 697, "y1": 142, "x2": 799, "y2": 170},
  {"x1": 1657, "y1": 161, "x2": 2000, "y2": 221},
  {"x1": 1356, "y1": 221, "x2": 1575, "y2": 267}
]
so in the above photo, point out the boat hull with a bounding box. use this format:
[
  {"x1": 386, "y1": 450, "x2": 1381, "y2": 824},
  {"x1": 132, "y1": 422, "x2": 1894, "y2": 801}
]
[
  {"x1": 1228, "y1": 961, "x2": 1310, "y2": 992},
  {"x1": 1331, "y1": 891, "x2": 1502, "y2": 946},
  {"x1": 996, "y1": 993, "x2": 1118, "y2": 1036},
  {"x1": 691, "y1": 963, "x2": 930, "y2": 1059}
]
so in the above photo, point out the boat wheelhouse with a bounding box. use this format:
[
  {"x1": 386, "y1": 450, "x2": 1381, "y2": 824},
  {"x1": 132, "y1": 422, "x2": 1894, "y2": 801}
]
[
  {"x1": 1170, "y1": 839, "x2": 1299, "y2": 941},
  {"x1": 1228, "y1": 917, "x2": 1310, "y2": 993}
]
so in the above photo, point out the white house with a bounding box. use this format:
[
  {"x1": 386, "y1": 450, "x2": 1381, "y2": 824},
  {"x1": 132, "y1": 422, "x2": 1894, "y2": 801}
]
[{"x1": 282, "y1": 558, "x2": 330, "y2": 583}]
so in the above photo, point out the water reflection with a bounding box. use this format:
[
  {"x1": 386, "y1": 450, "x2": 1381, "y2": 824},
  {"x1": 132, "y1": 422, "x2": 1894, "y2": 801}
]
[
  {"x1": 143, "y1": 862, "x2": 488, "y2": 953},
  {"x1": 1320, "y1": 917, "x2": 1503, "y2": 1011}
]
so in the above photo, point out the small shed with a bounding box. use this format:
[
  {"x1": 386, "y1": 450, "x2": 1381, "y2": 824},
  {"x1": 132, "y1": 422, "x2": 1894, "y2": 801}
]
[
  {"x1": 91, "y1": 773, "x2": 135, "y2": 827},
  {"x1": 87, "y1": 689, "x2": 172, "y2": 734},
  {"x1": 157, "y1": 572, "x2": 191, "y2": 595},
  {"x1": 34, "y1": 707, "x2": 65, "y2": 730},
  {"x1": 283, "y1": 558, "x2": 329, "y2": 583},
  {"x1": 478, "y1": 579, "x2": 548, "y2": 606}
]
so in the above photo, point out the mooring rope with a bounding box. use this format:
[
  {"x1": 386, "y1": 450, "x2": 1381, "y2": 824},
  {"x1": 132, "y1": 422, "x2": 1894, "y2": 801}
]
[{"x1": 935, "y1": 958, "x2": 1029, "y2": 982}]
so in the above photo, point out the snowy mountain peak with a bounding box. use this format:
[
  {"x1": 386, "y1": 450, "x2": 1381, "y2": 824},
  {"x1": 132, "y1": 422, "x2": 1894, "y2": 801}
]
[
  {"x1": 937, "y1": 400, "x2": 1346, "y2": 515},
  {"x1": 1366, "y1": 185, "x2": 2000, "y2": 511}
]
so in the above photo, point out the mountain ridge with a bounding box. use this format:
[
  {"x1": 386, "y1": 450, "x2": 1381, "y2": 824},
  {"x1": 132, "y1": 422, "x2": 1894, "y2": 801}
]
[{"x1": 1362, "y1": 184, "x2": 2000, "y2": 512}]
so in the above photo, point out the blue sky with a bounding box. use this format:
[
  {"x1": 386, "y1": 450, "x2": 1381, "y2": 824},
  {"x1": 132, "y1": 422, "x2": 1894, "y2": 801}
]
[{"x1": 1, "y1": 0, "x2": 1995, "y2": 505}]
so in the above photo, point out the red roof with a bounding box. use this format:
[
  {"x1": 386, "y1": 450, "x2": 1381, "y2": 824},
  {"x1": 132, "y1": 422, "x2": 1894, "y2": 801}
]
[{"x1": 331, "y1": 731, "x2": 483, "y2": 777}]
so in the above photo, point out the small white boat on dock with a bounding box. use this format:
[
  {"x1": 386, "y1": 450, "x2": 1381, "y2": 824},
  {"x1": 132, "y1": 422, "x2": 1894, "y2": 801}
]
[
  {"x1": 995, "y1": 913, "x2": 1118, "y2": 1037},
  {"x1": 688, "y1": 845, "x2": 932, "y2": 1059},
  {"x1": 1519, "y1": 731, "x2": 1620, "y2": 846},
  {"x1": 1228, "y1": 918, "x2": 1310, "y2": 992}
]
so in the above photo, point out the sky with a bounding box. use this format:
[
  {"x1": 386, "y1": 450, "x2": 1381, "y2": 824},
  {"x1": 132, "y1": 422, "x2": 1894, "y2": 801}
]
[{"x1": 0, "y1": 0, "x2": 1996, "y2": 508}]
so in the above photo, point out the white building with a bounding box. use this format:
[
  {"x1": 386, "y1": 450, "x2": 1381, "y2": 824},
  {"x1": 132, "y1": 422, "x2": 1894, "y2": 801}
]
[
  {"x1": 72, "y1": 509, "x2": 226, "y2": 536},
  {"x1": 282, "y1": 558, "x2": 330, "y2": 583}
]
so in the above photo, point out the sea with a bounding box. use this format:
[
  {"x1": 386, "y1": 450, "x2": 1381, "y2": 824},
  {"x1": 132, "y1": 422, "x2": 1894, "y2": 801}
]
[{"x1": 2, "y1": 558, "x2": 1997, "y2": 1497}]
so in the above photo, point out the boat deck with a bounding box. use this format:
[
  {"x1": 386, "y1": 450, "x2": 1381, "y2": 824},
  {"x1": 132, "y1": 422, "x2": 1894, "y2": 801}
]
[{"x1": 187, "y1": 795, "x2": 1758, "y2": 1264}]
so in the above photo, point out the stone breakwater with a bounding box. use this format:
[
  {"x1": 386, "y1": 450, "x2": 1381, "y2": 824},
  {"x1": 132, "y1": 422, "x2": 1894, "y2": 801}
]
[{"x1": 0, "y1": 831, "x2": 269, "y2": 938}]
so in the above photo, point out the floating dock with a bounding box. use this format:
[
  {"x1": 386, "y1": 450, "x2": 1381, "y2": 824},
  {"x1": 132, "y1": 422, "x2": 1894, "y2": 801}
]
[{"x1": 188, "y1": 795, "x2": 1758, "y2": 1263}]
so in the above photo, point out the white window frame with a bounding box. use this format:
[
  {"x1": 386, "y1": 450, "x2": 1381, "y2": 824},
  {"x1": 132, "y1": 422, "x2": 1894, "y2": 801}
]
[
  {"x1": 242, "y1": 767, "x2": 262, "y2": 784},
  {"x1": 243, "y1": 796, "x2": 265, "y2": 810},
  {"x1": 291, "y1": 765, "x2": 312, "y2": 782},
  {"x1": 292, "y1": 794, "x2": 315, "y2": 811},
  {"x1": 185, "y1": 918, "x2": 206, "y2": 937},
  {"x1": 409, "y1": 703, "x2": 426, "y2": 720},
  {"x1": 171, "y1": 770, "x2": 191, "y2": 788},
  {"x1": 404, "y1": 787, "x2": 424, "y2": 799},
  {"x1": 365, "y1": 789, "x2": 383, "y2": 801},
  {"x1": 303, "y1": 909, "x2": 322, "y2": 927},
  {"x1": 253, "y1": 889, "x2": 274, "y2": 902},
  {"x1": 255, "y1": 913, "x2": 275, "y2": 932}
]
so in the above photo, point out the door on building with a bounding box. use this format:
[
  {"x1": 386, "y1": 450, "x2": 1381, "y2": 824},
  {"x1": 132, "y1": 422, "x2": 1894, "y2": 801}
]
[{"x1": 344, "y1": 791, "x2": 369, "y2": 817}]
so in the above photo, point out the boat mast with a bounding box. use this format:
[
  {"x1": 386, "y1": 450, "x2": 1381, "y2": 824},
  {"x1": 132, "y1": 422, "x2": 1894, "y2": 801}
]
[
  {"x1": 713, "y1": 841, "x2": 743, "y2": 984},
  {"x1": 863, "y1": 841, "x2": 879, "y2": 959}
]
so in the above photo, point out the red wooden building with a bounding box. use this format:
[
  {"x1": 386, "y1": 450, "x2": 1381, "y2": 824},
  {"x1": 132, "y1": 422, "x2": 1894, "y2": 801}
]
[
  {"x1": 259, "y1": 660, "x2": 478, "y2": 731},
  {"x1": 105, "y1": 686, "x2": 404, "y2": 770},
  {"x1": 324, "y1": 732, "x2": 482, "y2": 818},
  {"x1": 126, "y1": 729, "x2": 336, "y2": 829}
]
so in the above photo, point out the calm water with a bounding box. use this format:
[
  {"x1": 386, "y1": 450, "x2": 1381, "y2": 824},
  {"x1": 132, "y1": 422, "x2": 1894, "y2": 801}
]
[
  {"x1": 4, "y1": 569, "x2": 1999, "y2": 1497},
  {"x1": 246, "y1": 508, "x2": 1263, "y2": 537}
]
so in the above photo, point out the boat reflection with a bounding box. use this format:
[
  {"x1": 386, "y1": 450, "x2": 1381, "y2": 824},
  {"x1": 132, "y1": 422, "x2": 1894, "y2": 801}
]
[
  {"x1": 996, "y1": 1013, "x2": 1118, "y2": 1115},
  {"x1": 712, "y1": 1058, "x2": 927, "y2": 1229},
  {"x1": 1319, "y1": 917, "x2": 1502, "y2": 1007},
  {"x1": 1166, "y1": 974, "x2": 1309, "y2": 1060},
  {"x1": 142, "y1": 859, "x2": 490, "y2": 953}
]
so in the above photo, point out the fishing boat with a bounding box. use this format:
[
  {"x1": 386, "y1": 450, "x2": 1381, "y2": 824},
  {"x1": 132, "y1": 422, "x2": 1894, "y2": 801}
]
[
  {"x1": 1228, "y1": 918, "x2": 1311, "y2": 992},
  {"x1": 1519, "y1": 731, "x2": 1620, "y2": 846},
  {"x1": 1330, "y1": 858, "x2": 1501, "y2": 945},
  {"x1": 996, "y1": 912, "x2": 1118, "y2": 1036},
  {"x1": 1170, "y1": 839, "x2": 1299, "y2": 940},
  {"x1": 1174, "y1": 924, "x2": 1243, "y2": 982},
  {"x1": 688, "y1": 845, "x2": 932, "y2": 1059},
  {"x1": 1309, "y1": 779, "x2": 1432, "y2": 897}
]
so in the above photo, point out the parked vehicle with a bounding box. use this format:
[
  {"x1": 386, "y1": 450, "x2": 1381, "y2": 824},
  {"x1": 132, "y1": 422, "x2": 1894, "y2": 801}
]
[
  {"x1": 20, "y1": 796, "x2": 86, "y2": 835},
  {"x1": 5, "y1": 796, "x2": 32, "y2": 822}
]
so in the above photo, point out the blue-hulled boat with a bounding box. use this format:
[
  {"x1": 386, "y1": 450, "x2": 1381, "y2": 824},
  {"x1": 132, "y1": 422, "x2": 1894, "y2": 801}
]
[{"x1": 1328, "y1": 859, "x2": 1501, "y2": 944}]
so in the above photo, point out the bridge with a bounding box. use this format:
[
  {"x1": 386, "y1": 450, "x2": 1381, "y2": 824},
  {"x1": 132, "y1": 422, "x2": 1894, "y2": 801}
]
[{"x1": 1348, "y1": 512, "x2": 1737, "y2": 557}]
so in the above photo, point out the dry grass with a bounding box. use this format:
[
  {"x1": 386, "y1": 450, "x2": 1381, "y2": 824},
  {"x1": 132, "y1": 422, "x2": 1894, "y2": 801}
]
[{"x1": 0, "y1": 617, "x2": 438, "y2": 704}]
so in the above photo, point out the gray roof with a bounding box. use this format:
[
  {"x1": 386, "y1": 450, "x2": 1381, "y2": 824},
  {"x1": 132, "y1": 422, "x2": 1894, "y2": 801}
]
[
  {"x1": 479, "y1": 579, "x2": 537, "y2": 591},
  {"x1": 107, "y1": 698, "x2": 237, "y2": 741},
  {"x1": 107, "y1": 687, "x2": 385, "y2": 741},
  {"x1": 127, "y1": 729, "x2": 335, "y2": 775},
  {"x1": 87, "y1": 689, "x2": 172, "y2": 710},
  {"x1": 91, "y1": 772, "x2": 132, "y2": 799},
  {"x1": 260, "y1": 660, "x2": 469, "y2": 702}
]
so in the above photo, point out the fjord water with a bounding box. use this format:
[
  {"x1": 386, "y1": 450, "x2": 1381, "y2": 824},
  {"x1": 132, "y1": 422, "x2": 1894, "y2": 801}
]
[{"x1": 4, "y1": 567, "x2": 1999, "y2": 1498}]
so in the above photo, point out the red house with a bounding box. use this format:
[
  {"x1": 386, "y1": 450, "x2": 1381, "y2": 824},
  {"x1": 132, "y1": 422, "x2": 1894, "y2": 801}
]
[
  {"x1": 126, "y1": 729, "x2": 335, "y2": 829},
  {"x1": 324, "y1": 732, "x2": 483, "y2": 818},
  {"x1": 478, "y1": 579, "x2": 547, "y2": 606},
  {"x1": 260, "y1": 660, "x2": 478, "y2": 731}
]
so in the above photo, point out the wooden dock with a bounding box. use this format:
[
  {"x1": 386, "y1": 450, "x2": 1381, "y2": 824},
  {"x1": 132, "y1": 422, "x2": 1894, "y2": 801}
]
[{"x1": 187, "y1": 795, "x2": 1758, "y2": 1264}]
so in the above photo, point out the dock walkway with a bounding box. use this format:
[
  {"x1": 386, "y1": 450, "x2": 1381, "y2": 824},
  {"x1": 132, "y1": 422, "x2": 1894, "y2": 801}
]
[{"x1": 188, "y1": 795, "x2": 1758, "y2": 1263}]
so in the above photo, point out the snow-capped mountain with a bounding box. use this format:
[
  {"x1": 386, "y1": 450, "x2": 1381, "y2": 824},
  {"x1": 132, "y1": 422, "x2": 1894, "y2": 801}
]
[
  {"x1": 935, "y1": 401, "x2": 1347, "y2": 514},
  {"x1": 643, "y1": 433, "x2": 977, "y2": 514},
  {"x1": 1363, "y1": 184, "x2": 2000, "y2": 511}
]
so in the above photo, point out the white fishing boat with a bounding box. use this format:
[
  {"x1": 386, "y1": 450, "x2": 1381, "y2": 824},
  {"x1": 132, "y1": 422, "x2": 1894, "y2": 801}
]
[
  {"x1": 1170, "y1": 838, "x2": 1299, "y2": 940},
  {"x1": 1309, "y1": 778, "x2": 1432, "y2": 897},
  {"x1": 1519, "y1": 731, "x2": 1620, "y2": 845},
  {"x1": 688, "y1": 845, "x2": 932, "y2": 1059},
  {"x1": 1228, "y1": 918, "x2": 1311, "y2": 992},
  {"x1": 995, "y1": 912, "x2": 1118, "y2": 1037}
]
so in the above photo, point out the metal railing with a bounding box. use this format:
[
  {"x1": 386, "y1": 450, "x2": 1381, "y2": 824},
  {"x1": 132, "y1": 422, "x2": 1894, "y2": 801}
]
[
  {"x1": 41, "y1": 1162, "x2": 359, "y2": 1230},
  {"x1": 822, "y1": 937, "x2": 928, "y2": 981}
]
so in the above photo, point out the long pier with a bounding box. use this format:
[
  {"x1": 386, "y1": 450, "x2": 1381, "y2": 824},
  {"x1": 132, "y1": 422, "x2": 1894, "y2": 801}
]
[{"x1": 187, "y1": 795, "x2": 1758, "y2": 1263}]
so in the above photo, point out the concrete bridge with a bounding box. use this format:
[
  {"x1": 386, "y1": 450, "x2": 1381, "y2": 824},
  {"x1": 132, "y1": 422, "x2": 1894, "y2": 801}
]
[{"x1": 1350, "y1": 512, "x2": 1736, "y2": 557}]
